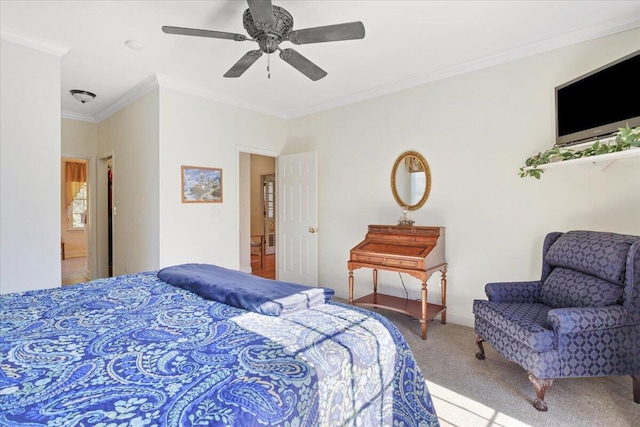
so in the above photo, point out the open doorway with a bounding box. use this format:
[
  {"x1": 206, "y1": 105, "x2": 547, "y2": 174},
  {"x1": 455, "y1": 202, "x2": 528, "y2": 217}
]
[
  {"x1": 239, "y1": 150, "x2": 277, "y2": 279},
  {"x1": 61, "y1": 158, "x2": 90, "y2": 285},
  {"x1": 250, "y1": 156, "x2": 276, "y2": 279},
  {"x1": 238, "y1": 149, "x2": 318, "y2": 285},
  {"x1": 107, "y1": 159, "x2": 113, "y2": 277},
  {"x1": 94, "y1": 154, "x2": 114, "y2": 279}
]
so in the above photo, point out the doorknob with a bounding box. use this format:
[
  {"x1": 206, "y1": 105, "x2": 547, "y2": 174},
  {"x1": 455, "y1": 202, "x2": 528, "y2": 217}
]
[{"x1": 309, "y1": 227, "x2": 317, "y2": 234}]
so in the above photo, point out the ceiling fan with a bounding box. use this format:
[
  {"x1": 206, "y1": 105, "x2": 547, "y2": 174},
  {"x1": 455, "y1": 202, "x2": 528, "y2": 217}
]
[{"x1": 162, "y1": 0, "x2": 365, "y2": 81}]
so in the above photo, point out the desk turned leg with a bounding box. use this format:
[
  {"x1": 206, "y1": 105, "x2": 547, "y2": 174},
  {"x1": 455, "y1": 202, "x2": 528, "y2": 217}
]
[
  {"x1": 372, "y1": 269, "x2": 378, "y2": 294},
  {"x1": 348, "y1": 270, "x2": 354, "y2": 304},
  {"x1": 441, "y1": 269, "x2": 447, "y2": 324},
  {"x1": 421, "y1": 281, "x2": 428, "y2": 340}
]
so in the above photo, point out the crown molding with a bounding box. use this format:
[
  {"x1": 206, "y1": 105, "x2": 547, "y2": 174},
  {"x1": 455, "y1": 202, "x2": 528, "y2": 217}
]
[
  {"x1": 94, "y1": 74, "x2": 160, "y2": 122},
  {"x1": 84, "y1": 17, "x2": 640, "y2": 122},
  {"x1": 284, "y1": 17, "x2": 640, "y2": 119},
  {"x1": 155, "y1": 73, "x2": 288, "y2": 119},
  {"x1": 92, "y1": 72, "x2": 288, "y2": 121},
  {"x1": 0, "y1": 29, "x2": 70, "y2": 57},
  {"x1": 61, "y1": 110, "x2": 97, "y2": 123}
]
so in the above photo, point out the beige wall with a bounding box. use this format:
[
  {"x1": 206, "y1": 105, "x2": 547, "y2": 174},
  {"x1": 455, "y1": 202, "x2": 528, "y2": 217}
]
[
  {"x1": 250, "y1": 154, "x2": 276, "y2": 236},
  {"x1": 287, "y1": 27, "x2": 640, "y2": 326},
  {"x1": 61, "y1": 119, "x2": 99, "y2": 273},
  {"x1": 1, "y1": 40, "x2": 62, "y2": 294},
  {"x1": 3, "y1": 26, "x2": 639, "y2": 317},
  {"x1": 98, "y1": 90, "x2": 160, "y2": 276},
  {"x1": 59, "y1": 87, "x2": 285, "y2": 278},
  {"x1": 239, "y1": 152, "x2": 252, "y2": 272},
  {"x1": 62, "y1": 118, "x2": 98, "y2": 157},
  {"x1": 157, "y1": 88, "x2": 287, "y2": 270}
]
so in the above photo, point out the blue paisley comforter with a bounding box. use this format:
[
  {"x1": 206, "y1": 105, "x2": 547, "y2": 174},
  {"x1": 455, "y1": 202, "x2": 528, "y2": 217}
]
[{"x1": 0, "y1": 272, "x2": 438, "y2": 426}]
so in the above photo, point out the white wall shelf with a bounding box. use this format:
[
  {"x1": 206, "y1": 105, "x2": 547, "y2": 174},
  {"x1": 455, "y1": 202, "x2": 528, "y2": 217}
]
[{"x1": 523, "y1": 147, "x2": 640, "y2": 173}]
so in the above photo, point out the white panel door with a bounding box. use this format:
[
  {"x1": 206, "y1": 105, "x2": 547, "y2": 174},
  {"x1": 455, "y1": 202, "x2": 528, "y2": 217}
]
[{"x1": 277, "y1": 151, "x2": 318, "y2": 286}]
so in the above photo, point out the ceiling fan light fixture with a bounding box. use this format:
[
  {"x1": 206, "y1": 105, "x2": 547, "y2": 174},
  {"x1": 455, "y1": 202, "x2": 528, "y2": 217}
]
[
  {"x1": 258, "y1": 36, "x2": 280, "y2": 54},
  {"x1": 70, "y1": 90, "x2": 96, "y2": 104}
]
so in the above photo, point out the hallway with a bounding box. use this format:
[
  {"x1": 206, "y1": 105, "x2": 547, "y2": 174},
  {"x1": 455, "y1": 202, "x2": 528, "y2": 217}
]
[
  {"x1": 62, "y1": 256, "x2": 88, "y2": 285},
  {"x1": 251, "y1": 253, "x2": 275, "y2": 280}
]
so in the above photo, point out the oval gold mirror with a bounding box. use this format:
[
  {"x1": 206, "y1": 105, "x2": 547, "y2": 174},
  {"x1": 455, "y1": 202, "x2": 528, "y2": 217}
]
[{"x1": 390, "y1": 151, "x2": 431, "y2": 211}]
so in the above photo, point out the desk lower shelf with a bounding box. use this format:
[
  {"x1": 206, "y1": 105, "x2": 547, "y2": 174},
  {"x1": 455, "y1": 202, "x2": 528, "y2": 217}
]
[{"x1": 352, "y1": 293, "x2": 445, "y2": 324}]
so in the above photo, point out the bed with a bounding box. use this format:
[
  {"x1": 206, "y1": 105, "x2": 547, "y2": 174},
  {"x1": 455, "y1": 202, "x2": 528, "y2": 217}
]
[{"x1": 0, "y1": 265, "x2": 439, "y2": 426}]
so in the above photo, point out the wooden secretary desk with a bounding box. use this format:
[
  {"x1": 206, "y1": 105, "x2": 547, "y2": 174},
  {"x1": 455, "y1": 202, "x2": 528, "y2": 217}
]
[{"x1": 348, "y1": 225, "x2": 447, "y2": 340}]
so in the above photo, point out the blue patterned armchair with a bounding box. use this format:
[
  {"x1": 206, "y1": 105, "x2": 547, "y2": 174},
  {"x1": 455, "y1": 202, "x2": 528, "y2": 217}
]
[{"x1": 473, "y1": 230, "x2": 640, "y2": 411}]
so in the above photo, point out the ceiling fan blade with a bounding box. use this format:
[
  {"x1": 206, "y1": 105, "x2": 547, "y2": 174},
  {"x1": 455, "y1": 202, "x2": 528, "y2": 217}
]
[
  {"x1": 287, "y1": 21, "x2": 365, "y2": 45},
  {"x1": 224, "y1": 50, "x2": 263, "y2": 78},
  {"x1": 247, "y1": 0, "x2": 275, "y2": 26},
  {"x1": 279, "y1": 48, "x2": 327, "y2": 81},
  {"x1": 162, "y1": 26, "x2": 247, "y2": 42}
]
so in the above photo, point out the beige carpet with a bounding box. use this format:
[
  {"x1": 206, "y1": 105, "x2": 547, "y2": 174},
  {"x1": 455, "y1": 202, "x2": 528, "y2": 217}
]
[{"x1": 373, "y1": 309, "x2": 639, "y2": 427}]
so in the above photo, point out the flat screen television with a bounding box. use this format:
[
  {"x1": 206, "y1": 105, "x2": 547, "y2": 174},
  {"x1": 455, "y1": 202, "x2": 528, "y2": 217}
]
[{"x1": 555, "y1": 50, "x2": 640, "y2": 147}]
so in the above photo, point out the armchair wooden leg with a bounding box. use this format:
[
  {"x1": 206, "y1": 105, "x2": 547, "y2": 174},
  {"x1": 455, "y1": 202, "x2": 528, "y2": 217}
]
[
  {"x1": 633, "y1": 374, "x2": 639, "y2": 404},
  {"x1": 528, "y1": 373, "x2": 553, "y2": 411},
  {"x1": 475, "y1": 335, "x2": 486, "y2": 360}
]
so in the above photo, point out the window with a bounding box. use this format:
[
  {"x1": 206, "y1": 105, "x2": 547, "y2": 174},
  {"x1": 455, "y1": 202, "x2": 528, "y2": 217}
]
[
  {"x1": 70, "y1": 183, "x2": 87, "y2": 230},
  {"x1": 264, "y1": 178, "x2": 275, "y2": 219},
  {"x1": 65, "y1": 161, "x2": 87, "y2": 230}
]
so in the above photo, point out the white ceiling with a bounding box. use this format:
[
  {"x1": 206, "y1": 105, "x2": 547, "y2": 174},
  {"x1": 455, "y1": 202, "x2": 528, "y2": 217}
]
[{"x1": 2, "y1": 1, "x2": 640, "y2": 122}]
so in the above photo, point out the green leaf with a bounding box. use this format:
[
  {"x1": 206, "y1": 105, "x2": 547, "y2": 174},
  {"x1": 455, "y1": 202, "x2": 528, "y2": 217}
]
[{"x1": 517, "y1": 125, "x2": 639, "y2": 180}]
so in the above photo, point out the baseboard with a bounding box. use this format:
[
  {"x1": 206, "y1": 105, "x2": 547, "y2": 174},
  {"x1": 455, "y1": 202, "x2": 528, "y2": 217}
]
[
  {"x1": 444, "y1": 312, "x2": 475, "y2": 328},
  {"x1": 65, "y1": 252, "x2": 87, "y2": 258}
]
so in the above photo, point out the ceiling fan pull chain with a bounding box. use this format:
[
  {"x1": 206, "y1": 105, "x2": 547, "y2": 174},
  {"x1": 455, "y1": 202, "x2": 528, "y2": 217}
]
[{"x1": 267, "y1": 53, "x2": 271, "y2": 79}]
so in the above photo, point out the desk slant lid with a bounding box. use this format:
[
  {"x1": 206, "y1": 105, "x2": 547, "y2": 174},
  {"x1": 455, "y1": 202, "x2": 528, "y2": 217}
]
[{"x1": 349, "y1": 225, "x2": 445, "y2": 272}]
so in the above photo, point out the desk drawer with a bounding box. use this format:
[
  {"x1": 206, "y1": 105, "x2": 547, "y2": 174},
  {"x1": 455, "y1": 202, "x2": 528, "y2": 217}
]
[
  {"x1": 386, "y1": 258, "x2": 420, "y2": 269},
  {"x1": 354, "y1": 254, "x2": 384, "y2": 264}
]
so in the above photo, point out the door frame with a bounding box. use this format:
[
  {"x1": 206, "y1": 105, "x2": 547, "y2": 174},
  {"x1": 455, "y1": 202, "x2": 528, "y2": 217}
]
[
  {"x1": 96, "y1": 151, "x2": 114, "y2": 278},
  {"x1": 61, "y1": 153, "x2": 97, "y2": 281}
]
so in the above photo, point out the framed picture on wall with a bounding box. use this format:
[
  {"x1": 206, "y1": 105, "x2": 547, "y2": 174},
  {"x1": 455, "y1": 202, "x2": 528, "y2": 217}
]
[{"x1": 181, "y1": 166, "x2": 223, "y2": 203}]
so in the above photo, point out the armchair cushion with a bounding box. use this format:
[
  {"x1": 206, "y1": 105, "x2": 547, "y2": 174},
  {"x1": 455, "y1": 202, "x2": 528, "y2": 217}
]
[
  {"x1": 544, "y1": 230, "x2": 632, "y2": 285},
  {"x1": 473, "y1": 301, "x2": 554, "y2": 352},
  {"x1": 540, "y1": 267, "x2": 624, "y2": 309}
]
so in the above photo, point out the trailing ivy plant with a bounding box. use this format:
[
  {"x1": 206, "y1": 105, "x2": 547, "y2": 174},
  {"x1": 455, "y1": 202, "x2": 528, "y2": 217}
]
[{"x1": 519, "y1": 125, "x2": 640, "y2": 179}]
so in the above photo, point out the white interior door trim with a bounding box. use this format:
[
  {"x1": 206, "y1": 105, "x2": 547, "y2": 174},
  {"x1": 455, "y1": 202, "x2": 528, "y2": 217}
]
[{"x1": 97, "y1": 151, "x2": 114, "y2": 279}]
